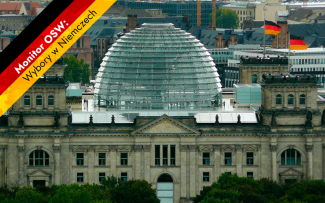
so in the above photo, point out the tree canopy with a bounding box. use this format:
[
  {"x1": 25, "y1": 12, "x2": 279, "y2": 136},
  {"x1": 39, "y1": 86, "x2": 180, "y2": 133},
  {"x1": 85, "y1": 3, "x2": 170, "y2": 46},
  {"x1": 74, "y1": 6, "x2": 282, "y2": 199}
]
[
  {"x1": 194, "y1": 173, "x2": 325, "y2": 203},
  {"x1": 209, "y1": 8, "x2": 239, "y2": 29},
  {"x1": 0, "y1": 175, "x2": 159, "y2": 203},
  {"x1": 63, "y1": 55, "x2": 90, "y2": 84}
]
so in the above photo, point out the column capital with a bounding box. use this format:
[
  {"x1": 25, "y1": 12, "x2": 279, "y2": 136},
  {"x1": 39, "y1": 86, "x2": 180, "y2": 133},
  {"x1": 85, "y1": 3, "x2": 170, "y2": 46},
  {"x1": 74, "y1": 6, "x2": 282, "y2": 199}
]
[
  {"x1": 0, "y1": 145, "x2": 7, "y2": 150},
  {"x1": 305, "y1": 144, "x2": 314, "y2": 152},
  {"x1": 180, "y1": 145, "x2": 188, "y2": 152},
  {"x1": 143, "y1": 145, "x2": 151, "y2": 152},
  {"x1": 53, "y1": 146, "x2": 61, "y2": 153},
  {"x1": 17, "y1": 145, "x2": 25, "y2": 153},
  {"x1": 134, "y1": 145, "x2": 143, "y2": 152},
  {"x1": 269, "y1": 144, "x2": 278, "y2": 152}
]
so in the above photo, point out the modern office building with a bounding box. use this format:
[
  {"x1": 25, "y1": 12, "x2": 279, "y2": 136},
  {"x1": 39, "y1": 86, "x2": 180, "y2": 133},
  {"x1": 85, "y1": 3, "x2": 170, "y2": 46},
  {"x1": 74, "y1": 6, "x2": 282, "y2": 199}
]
[{"x1": 115, "y1": 0, "x2": 215, "y2": 26}]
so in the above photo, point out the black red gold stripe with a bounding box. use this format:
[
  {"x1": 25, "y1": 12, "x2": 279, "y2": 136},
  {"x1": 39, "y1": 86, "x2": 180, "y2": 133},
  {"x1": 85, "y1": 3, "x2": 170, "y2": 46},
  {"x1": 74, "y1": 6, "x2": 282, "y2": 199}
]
[
  {"x1": 290, "y1": 35, "x2": 308, "y2": 50},
  {"x1": 265, "y1": 20, "x2": 281, "y2": 35},
  {"x1": 0, "y1": 0, "x2": 116, "y2": 116}
]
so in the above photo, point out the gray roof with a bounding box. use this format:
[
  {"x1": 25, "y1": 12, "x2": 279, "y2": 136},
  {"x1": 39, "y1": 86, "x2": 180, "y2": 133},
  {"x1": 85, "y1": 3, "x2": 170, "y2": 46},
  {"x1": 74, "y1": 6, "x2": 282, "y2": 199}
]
[
  {"x1": 288, "y1": 8, "x2": 313, "y2": 21},
  {"x1": 188, "y1": 27, "x2": 272, "y2": 49}
]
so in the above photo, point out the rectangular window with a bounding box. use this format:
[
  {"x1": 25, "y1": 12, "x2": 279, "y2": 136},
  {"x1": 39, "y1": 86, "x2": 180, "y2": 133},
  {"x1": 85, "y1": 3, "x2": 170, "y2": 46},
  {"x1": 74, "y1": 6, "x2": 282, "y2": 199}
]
[
  {"x1": 225, "y1": 172, "x2": 231, "y2": 175},
  {"x1": 247, "y1": 172, "x2": 253, "y2": 178},
  {"x1": 163, "y1": 145, "x2": 168, "y2": 166},
  {"x1": 99, "y1": 153, "x2": 106, "y2": 166},
  {"x1": 99, "y1": 172, "x2": 105, "y2": 183},
  {"x1": 77, "y1": 173, "x2": 83, "y2": 183},
  {"x1": 246, "y1": 152, "x2": 254, "y2": 165},
  {"x1": 225, "y1": 152, "x2": 232, "y2": 165},
  {"x1": 121, "y1": 172, "x2": 127, "y2": 181},
  {"x1": 203, "y1": 153, "x2": 210, "y2": 165},
  {"x1": 77, "y1": 153, "x2": 84, "y2": 166},
  {"x1": 155, "y1": 145, "x2": 160, "y2": 166},
  {"x1": 121, "y1": 153, "x2": 128, "y2": 165},
  {"x1": 170, "y1": 145, "x2": 176, "y2": 166},
  {"x1": 203, "y1": 172, "x2": 209, "y2": 182}
]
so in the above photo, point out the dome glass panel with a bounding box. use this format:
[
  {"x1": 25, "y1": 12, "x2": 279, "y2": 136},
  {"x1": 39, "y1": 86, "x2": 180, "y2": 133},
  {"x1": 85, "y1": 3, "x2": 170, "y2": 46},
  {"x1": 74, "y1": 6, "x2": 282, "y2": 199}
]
[{"x1": 94, "y1": 23, "x2": 222, "y2": 110}]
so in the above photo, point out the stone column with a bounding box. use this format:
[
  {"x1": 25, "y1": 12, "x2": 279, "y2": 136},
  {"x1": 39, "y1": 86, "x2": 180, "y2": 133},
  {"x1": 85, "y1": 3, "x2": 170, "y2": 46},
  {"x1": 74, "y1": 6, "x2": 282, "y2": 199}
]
[
  {"x1": 306, "y1": 144, "x2": 314, "y2": 179},
  {"x1": 88, "y1": 147, "x2": 94, "y2": 183},
  {"x1": 17, "y1": 145, "x2": 25, "y2": 186},
  {"x1": 270, "y1": 145, "x2": 278, "y2": 182},
  {"x1": 43, "y1": 91, "x2": 48, "y2": 109},
  {"x1": 189, "y1": 145, "x2": 197, "y2": 198},
  {"x1": 236, "y1": 145, "x2": 243, "y2": 177},
  {"x1": 54, "y1": 89, "x2": 59, "y2": 109},
  {"x1": 110, "y1": 146, "x2": 117, "y2": 177},
  {"x1": 134, "y1": 145, "x2": 142, "y2": 180},
  {"x1": 0, "y1": 145, "x2": 7, "y2": 186},
  {"x1": 295, "y1": 89, "x2": 299, "y2": 109},
  {"x1": 213, "y1": 145, "x2": 221, "y2": 181},
  {"x1": 283, "y1": 88, "x2": 287, "y2": 109},
  {"x1": 53, "y1": 146, "x2": 61, "y2": 185},
  {"x1": 143, "y1": 145, "x2": 151, "y2": 182},
  {"x1": 180, "y1": 145, "x2": 188, "y2": 200},
  {"x1": 31, "y1": 90, "x2": 35, "y2": 109}
]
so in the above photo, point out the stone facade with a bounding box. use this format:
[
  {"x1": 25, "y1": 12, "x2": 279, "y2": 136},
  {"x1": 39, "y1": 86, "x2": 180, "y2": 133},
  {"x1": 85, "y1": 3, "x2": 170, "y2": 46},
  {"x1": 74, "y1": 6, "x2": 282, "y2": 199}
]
[
  {"x1": 239, "y1": 56, "x2": 290, "y2": 84},
  {"x1": 1, "y1": 74, "x2": 325, "y2": 203}
]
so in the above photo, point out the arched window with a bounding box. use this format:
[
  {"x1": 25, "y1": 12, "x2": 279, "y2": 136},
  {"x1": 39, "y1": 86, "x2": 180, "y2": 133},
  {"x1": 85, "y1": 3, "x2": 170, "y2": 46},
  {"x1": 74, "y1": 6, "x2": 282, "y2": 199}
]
[
  {"x1": 29, "y1": 150, "x2": 49, "y2": 166},
  {"x1": 300, "y1": 94, "x2": 305, "y2": 105},
  {"x1": 36, "y1": 95, "x2": 42, "y2": 106},
  {"x1": 24, "y1": 95, "x2": 30, "y2": 106},
  {"x1": 276, "y1": 94, "x2": 282, "y2": 105},
  {"x1": 288, "y1": 94, "x2": 294, "y2": 105},
  {"x1": 252, "y1": 74, "x2": 257, "y2": 83},
  {"x1": 281, "y1": 149, "x2": 301, "y2": 165},
  {"x1": 48, "y1": 95, "x2": 54, "y2": 106}
]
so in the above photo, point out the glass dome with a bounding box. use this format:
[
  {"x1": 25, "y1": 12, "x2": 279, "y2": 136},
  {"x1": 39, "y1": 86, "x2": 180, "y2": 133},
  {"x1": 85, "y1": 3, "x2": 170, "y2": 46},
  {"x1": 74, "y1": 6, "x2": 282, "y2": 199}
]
[{"x1": 94, "y1": 23, "x2": 222, "y2": 110}]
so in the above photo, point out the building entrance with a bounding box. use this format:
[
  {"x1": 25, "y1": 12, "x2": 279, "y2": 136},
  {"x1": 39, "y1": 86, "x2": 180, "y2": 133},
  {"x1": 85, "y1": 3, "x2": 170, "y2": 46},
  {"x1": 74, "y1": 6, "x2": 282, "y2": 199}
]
[
  {"x1": 157, "y1": 174, "x2": 173, "y2": 203},
  {"x1": 33, "y1": 180, "x2": 45, "y2": 187}
]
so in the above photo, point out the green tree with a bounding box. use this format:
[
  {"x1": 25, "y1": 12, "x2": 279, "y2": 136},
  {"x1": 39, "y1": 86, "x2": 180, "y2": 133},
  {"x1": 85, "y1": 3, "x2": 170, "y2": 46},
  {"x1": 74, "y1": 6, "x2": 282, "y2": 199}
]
[
  {"x1": 110, "y1": 180, "x2": 160, "y2": 203},
  {"x1": 13, "y1": 187, "x2": 44, "y2": 203},
  {"x1": 63, "y1": 55, "x2": 90, "y2": 84},
  {"x1": 49, "y1": 184, "x2": 91, "y2": 203},
  {"x1": 209, "y1": 8, "x2": 239, "y2": 29}
]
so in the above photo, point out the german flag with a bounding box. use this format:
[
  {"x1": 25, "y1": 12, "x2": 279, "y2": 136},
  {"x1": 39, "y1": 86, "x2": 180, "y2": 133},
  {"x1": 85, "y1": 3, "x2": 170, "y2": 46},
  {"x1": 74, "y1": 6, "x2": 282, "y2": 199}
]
[
  {"x1": 290, "y1": 35, "x2": 308, "y2": 50},
  {"x1": 265, "y1": 21, "x2": 281, "y2": 35}
]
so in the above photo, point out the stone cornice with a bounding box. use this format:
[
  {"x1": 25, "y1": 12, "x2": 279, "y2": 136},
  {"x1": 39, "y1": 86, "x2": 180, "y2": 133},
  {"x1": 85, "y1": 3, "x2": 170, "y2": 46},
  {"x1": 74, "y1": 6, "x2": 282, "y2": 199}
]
[
  {"x1": 69, "y1": 145, "x2": 90, "y2": 152},
  {"x1": 130, "y1": 114, "x2": 200, "y2": 136},
  {"x1": 94, "y1": 145, "x2": 110, "y2": 152},
  {"x1": 198, "y1": 145, "x2": 214, "y2": 152}
]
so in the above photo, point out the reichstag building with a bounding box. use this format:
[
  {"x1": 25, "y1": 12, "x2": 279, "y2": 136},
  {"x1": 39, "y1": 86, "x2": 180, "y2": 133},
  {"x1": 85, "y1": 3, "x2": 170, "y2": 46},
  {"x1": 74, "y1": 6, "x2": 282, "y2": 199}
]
[{"x1": 0, "y1": 23, "x2": 324, "y2": 203}]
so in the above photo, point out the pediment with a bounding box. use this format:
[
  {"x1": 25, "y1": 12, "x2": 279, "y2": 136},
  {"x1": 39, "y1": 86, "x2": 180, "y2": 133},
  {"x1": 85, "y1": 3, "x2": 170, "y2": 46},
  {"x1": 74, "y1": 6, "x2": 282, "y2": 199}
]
[
  {"x1": 28, "y1": 169, "x2": 51, "y2": 177},
  {"x1": 279, "y1": 168, "x2": 303, "y2": 177},
  {"x1": 131, "y1": 115, "x2": 200, "y2": 136}
]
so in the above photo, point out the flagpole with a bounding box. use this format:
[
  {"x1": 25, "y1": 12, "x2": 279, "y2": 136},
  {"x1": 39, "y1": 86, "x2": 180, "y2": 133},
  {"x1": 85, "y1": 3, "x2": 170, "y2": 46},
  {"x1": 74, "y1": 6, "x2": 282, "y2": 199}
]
[
  {"x1": 263, "y1": 5, "x2": 266, "y2": 58},
  {"x1": 288, "y1": 31, "x2": 290, "y2": 72}
]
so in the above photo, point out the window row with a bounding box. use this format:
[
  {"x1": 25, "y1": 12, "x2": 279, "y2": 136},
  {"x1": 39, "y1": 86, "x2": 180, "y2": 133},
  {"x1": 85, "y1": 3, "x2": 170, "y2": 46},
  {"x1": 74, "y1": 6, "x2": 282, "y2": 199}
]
[
  {"x1": 77, "y1": 172, "x2": 128, "y2": 183},
  {"x1": 201, "y1": 152, "x2": 254, "y2": 166},
  {"x1": 77, "y1": 152, "x2": 128, "y2": 166},
  {"x1": 203, "y1": 172, "x2": 254, "y2": 182},
  {"x1": 24, "y1": 95, "x2": 54, "y2": 106},
  {"x1": 276, "y1": 94, "x2": 305, "y2": 105},
  {"x1": 28, "y1": 149, "x2": 302, "y2": 167}
]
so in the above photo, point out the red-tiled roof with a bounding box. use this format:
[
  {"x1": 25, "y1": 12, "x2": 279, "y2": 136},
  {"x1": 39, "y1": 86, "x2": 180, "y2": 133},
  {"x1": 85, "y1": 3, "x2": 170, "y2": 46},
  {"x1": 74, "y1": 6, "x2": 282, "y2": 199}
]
[{"x1": 0, "y1": 2, "x2": 22, "y2": 11}]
